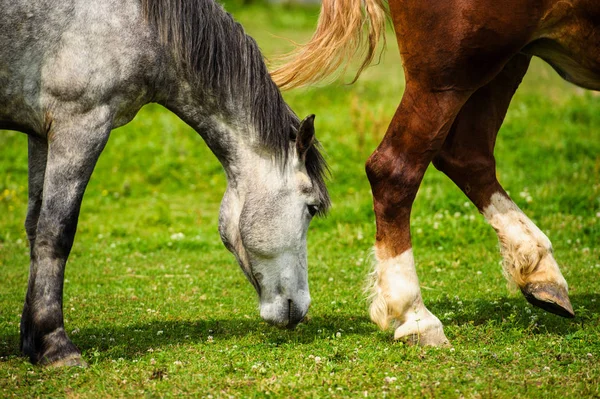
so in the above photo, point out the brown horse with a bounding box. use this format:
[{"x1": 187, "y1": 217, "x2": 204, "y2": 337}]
[{"x1": 272, "y1": 0, "x2": 599, "y2": 346}]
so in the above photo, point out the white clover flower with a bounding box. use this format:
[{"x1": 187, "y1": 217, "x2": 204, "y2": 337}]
[{"x1": 170, "y1": 232, "x2": 185, "y2": 240}]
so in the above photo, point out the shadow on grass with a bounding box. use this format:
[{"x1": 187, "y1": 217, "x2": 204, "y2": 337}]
[
  {"x1": 0, "y1": 314, "x2": 380, "y2": 361},
  {"x1": 428, "y1": 293, "x2": 600, "y2": 334},
  {"x1": 2, "y1": 293, "x2": 598, "y2": 362}
]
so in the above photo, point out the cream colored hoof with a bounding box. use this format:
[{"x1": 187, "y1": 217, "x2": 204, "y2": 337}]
[{"x1": 394, "y1": 314, "x2": 449, "y2": 347}]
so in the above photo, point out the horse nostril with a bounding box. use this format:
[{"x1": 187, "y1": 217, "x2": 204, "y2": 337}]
[{"x1": 286, "y1": 299, "x2": 304, "y2": 329}]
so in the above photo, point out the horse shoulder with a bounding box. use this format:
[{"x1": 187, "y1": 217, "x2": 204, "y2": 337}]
[{"x1": 39, "y1": 2, "x2": 161, "y2": 129}]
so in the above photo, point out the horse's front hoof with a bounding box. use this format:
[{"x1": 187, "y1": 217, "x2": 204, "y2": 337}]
[
  {"x1": 21, "y1": 327, "x2": 86, "y2": 367},
  {"x1": 45, "y1": 354, "x2": 88, "y2": 368},
  {"x1": 394, "y1": 315, "x2": 450, "y2": 347},
  {"x1": 521, "y1": 282, "x2": 574, "y2": 318}
]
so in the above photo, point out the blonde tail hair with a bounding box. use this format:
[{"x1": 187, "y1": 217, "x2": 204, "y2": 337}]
[{"x1": 271, "y1": 0, "x2": 388, "y2": 90}]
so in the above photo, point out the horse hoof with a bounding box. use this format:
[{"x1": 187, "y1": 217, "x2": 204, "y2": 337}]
[
  {"x1": 521, "y1": 282, "x2": 574, "y2": 318},
  {"x1": 46, "y1": 354, "x2": 88, "y2": 368},
  {"x1": 394, "y1": 315, "x2": 450, "y2": 347}
]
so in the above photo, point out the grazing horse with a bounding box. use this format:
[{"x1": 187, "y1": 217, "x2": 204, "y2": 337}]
[
  {"x1": 0, "y1": 0, "x2": 330, "y2": 366},
  {"x1": 273, "y1": 0, "x2": 599, "y2": 346}
]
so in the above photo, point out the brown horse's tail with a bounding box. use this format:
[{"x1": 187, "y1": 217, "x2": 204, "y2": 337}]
[{"x1": 270, "y1": 0, "x2": 388, "y2": 90}]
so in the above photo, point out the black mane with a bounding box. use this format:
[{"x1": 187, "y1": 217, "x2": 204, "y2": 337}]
[{"x1": 141, "y1": 0, "x2": 329, "y2": 211}]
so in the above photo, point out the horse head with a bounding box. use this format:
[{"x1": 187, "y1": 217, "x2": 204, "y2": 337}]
[{"x1": 218, "y1": 115, "x2": 329, "y2": 328}]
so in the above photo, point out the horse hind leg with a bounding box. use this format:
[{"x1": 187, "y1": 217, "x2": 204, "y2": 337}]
[
  {"x1": 483, "y1": 193, "x2": 572, "y2": 317},
  {"x1": 20, "y1": 110, "x2": 111, "y2": 366},
  {"x1": 432, "y1": 54, "x2": 573, "y2": 318}
]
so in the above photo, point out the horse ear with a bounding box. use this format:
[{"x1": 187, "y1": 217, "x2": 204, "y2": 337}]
[{"x1": 296, "y1": 114, "x2": 316, "y2": 160}]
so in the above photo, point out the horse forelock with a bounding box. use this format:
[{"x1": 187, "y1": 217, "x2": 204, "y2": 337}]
[{"x1": 141, "y1": 0, "x2": 330, "y2": 213}]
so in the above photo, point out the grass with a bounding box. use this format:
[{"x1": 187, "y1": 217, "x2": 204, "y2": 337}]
[{"x1": 1, "y1": 3, "x2": 600, "y2": 398}]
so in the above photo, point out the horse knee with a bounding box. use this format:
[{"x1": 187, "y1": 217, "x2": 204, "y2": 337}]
[
  {"x1": 366, "y1": 149, "x2": 424, "y2": 202},
  {"x1": 365, "y1": 147, "x2": 390, "y2": 185},
  {"x1": 33, "y1": 230, "x2": 74, "y2": 260}
]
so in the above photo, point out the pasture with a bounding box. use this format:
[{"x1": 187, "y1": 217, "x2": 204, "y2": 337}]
[{"x1": 1, "y1": 2, "x2": 599, "y2": 397}]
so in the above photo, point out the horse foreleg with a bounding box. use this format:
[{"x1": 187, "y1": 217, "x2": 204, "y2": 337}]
[
  {"x1": 365, "y1": 85, "x2": 470, "y2": 346},
  {"x1": 24, "y1": 136, "x2": 48, "y2": 251},
  {"x1": 432, "y1": 54, "x2": 573, "y2": 318},
  {"x1": 20, "y1": 112, "x2": 111, "y2": 366}
]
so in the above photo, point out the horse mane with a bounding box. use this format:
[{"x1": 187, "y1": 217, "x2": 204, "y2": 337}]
[{"x1": 140, "y1": 0, "x2": 330, "y2": 212}]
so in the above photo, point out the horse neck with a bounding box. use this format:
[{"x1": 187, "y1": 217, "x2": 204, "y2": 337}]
[
  {"x1": 155, "y1": 54, "x2": 294, "y2": 177},
  {"x1": 145, "y1": 0, "x2": 294, "y2": 179},
  {"x1": 158, "y1": 79, "x2": 280, "y2": 180},
  {"x1": 162, "y1": 88, "x2": 239, "y2": 157}
]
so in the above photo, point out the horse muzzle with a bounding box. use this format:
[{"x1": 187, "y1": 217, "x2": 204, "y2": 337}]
[{"x1": 259, "y1": 293, "x2": 310, "y2": 329}]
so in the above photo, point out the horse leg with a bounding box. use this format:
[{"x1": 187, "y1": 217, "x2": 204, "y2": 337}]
[
  {"x1": 20, "y1": 136, "x2": 48, "y2": 359},
  {"x1": 432, "y1": 54, "x2": 573, "y2": 317},
  {"x1": 24, "y1": 136, "x2": 48, "y2": 251},
  {"x1": 365, "y1": 85, "x2": 471, "y2": 346},
  {"x1": 20, "y1": 113, "x2": 111, "y2": 366}
]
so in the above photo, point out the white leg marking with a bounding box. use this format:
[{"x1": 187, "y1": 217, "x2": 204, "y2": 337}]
[
  {"x1": 368, "y1": 248, "x2": 448, "y2": 346},
  {"x1": 483, "y1": 192, "x2": 567, "y2": 289}
]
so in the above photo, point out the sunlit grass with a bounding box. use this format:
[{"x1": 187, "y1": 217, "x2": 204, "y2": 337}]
[{"x1": 1, "y1": 2, "x2": 599, "y2": 398}]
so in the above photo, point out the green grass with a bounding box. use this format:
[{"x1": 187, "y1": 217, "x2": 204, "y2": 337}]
[{"x1": 1, "y1": 3, "x2": 600, "y2": 398}]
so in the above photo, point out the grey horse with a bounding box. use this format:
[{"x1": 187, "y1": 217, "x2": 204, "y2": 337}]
[{"x1": 0, "y1": 0, "x2": 330, "y2": 366}]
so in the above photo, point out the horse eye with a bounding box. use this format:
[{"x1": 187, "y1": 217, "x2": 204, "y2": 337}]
[{"x1": 307, "y1": 204, "x2": 319, "y2": 217}]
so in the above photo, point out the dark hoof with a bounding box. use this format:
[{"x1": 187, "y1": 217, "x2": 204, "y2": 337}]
[
  {"x1": 21, "y1": 328, "x2": 85, "y2": 367},
  {"x1": 521, "y1": 282, "x2": 575, "y2": 318}
]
